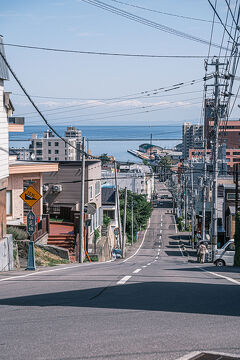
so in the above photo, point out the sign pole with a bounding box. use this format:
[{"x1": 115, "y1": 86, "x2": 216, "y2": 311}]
[
  {"x1": 19, "y1": 184, "x2": 42, "y2": 271},
  {"x1": 26, "y1": 208, "x2": 36, "y2": 271}
]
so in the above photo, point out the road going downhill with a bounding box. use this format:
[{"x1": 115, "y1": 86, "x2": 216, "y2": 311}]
[{"x1": 0, "y1": 181, "x2": 240, "y2": 360}]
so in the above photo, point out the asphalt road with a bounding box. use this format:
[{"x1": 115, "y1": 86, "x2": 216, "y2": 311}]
[{"x1": 0, "y1": 181, "x2": 240, "y2": 360}]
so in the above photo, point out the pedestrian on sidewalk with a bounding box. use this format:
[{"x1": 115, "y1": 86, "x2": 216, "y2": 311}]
[{"x1": 197, "y1": 242, "x2": 207, "y2": 263}]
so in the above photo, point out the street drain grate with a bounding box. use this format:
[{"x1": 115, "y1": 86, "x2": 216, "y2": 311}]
[{"x1": 187, "y1": 353, "x2": 240, "y2": 360}]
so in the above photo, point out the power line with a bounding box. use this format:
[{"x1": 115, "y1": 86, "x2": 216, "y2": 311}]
[
  {"x1": 207, "y1": 0, "x2": 236, "y2": 43},
  {"x1": 3, "y1": 42, "x2": 232, "y2": 58},
  {"x1": 0, "y1": 49, "x2": 91, "y2": 159},
  {"x1": 108, "y1": 0, "x2": 221, "y2": 24},
  {"x1": 79, "y1": 0, "x2": 228, "y2": 50},
  {"x1": 14, "y1": 90, "x2": 203, "y2": 118}
]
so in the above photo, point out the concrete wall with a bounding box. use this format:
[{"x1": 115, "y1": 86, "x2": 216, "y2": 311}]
[{"x1": 0, "y1": 234, "x2": 14, "y2": 271}]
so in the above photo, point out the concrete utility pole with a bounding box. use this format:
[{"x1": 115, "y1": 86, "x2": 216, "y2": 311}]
[
  {"x1": 201, "y1": 140, "x2": 207, "y2": 243},
  {"x1": 123, "y1": 187, "x2": 127, "y2": 257},
  {"x1": 235, "y1": 163, "x2": 239, "y2": 218},
  {"x1": 209, "y1": 58, "x2": 222, "y2": 257},
  {"x1": 190, "y1": 161, "x2": 195, "y2": 247},
  {"x1": 184, "y1": 169, "x2": 188, "y2": 230},
  {"x1": 114, "y1": 161, "x2": 122, "y2": 249},
  {"x1": 79, "y1": 137, "x2": 85, "y2": 263},
  {"x1": 131, "y1": 197, "x2": 134, "y2": 246}
]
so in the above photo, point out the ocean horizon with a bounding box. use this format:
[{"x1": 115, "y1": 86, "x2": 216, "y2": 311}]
[{"x1": 9, "y1": 125, "x2": 182, "y2": 162}]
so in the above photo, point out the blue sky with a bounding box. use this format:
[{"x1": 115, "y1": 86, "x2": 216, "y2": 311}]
[{"x1": 1, "y1": 0, "x2": 239, "y2": 126}]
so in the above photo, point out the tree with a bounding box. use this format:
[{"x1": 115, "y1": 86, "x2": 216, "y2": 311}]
[
  {"x1": 98, "y1": 153, "x2": 110, "y2": 165},
  {"x1": 234, "y1": 211, "x2": 240, "y2": 266},
  {"x1": 119, "y1": 190, "x2": 152, "y2": 243},
  {"x1": 158, "y1": 156, "x2": 172, "y2": 180}
]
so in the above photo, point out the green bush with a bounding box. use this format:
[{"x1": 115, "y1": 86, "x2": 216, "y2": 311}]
[
  {"x1": 103, "y1": 215, "x2": 111, "y2": 227},
  {"x1": 7, "y1": 226, "x2": 28, "y2": 240}
]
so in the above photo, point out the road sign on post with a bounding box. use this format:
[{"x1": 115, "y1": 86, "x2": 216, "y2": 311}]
[
  {"x1": 20, "y1": 185, "x2": 42, "y2": 208},
  {"x1": 27, "y1": 210, "x2": 36, "y2": 236}
]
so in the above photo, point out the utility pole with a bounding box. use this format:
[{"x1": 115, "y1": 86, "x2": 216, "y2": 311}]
[
  {"x1": 79, "y1": 137, "x2": 85, "y2": 263},
  {"x1": 131, "y1": 197, "x2": 134, "y2": 246},
  {"x1": 123, "y1": 187, "x2": 127, "y2": 257},
  {"x1": 206, "y1": 58, "x2": 227, "y2": 258},
  {"x1": 184, "y1": 169, "x2": 188, "y2": 230},
  {"x1": 201, "y1": 140, "x2": 207, "y2": 243},
  {"x1": 190, "y1": 161, "x2": 195, "y2": 247},
  {"x1": 235, "y1": 163, "x2": 239, "y2": 219},
  {"x1": 114, "y1": 161, "x2": 122, "y2": 249}
]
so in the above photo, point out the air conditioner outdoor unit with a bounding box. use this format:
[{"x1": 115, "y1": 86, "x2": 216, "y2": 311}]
[
  {"x1": 43, "y1": 184, "x2": 49, "y2": 192},
  {"x1": 52, "y1": 184, "x2": 63, "y2": 193}
]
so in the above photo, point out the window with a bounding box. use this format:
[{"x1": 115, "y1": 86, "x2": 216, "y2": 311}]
[
  {"x1": 55, "y1": 142, "x2": 59, "y2": 146},
  {"x1": 225, "y1": 243, "x2": 235, "y2": 251},
  {"x1": 36, "y1": 150, "x2": 42, "y2": 155},
  {"x1": 55, "y1": 157, "x2": 59, "y2": 161},
  {"x1": 227, "y1": 193, "x2": 240, "y2": 200},
  {"x1": 104, "y1": 209, "x2": 115, "y2": 220},
  {"x1": 36, "y1": 157, "x2": 42, "y2": 161},
  {"x1": 48, "y1": 150, "x2": 51, "y2": 154},
  {"x1": 233, "y1": 158, "x2": 240, "y2": 162},
  {"x1": 226, "y1": 152, "x2": 230, "y2": 155},
  {"x1": 233, "y1": 152, "x2": 240, "y2": 155},
  {"x1": 95, "y1": 181, "x2": 100, "y2": 196},
  {"x1": 48, "y1": 157, "x2": 51, "y2": 161},
  {"x1": 36, "y1": 142, "x2": 42, "y2": 148},
  {"x1": 90, "y1": 214, "x2": 93, "y2": 234},
  {"x1": 89, "y1": 186, "x2": 93, "y2": 200},
  {"x1": 55, "y1": 150, "x2": 59, "y2": 154},
  {"x1": 48, "y1": 142, "x2": 51, "y2": 146},
  {"x1": 6, "y1": 190, "x2": 12, "y2": 215}
]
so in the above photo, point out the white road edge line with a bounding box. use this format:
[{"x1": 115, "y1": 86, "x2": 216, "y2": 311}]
[
  {"x1": 176, "y1": 351, "x2": 240, "y2": 360},
  {"x1": 117, "y1": 275, "x2": 132, "y2": 285},
  {"x1": 0, "y1": 258, "x2": 116, "y2": 284},
  {"x1": 123, "y1": 218, "x2": 151, "y2": 263},
  {"x1": 133, "y1": 268, "x2": 141, "y2": 274},
  {"x1": 200, "y1": 267, "x2": 240, "y2": 285}
]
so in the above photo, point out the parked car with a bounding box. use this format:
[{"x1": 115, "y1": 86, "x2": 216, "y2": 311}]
[
  {"x1": 214, "y1": 239, "x2": 235, "y2": 266},
  {"x1": 112, "y1": 248, "x2": 122, "y2": 259}
]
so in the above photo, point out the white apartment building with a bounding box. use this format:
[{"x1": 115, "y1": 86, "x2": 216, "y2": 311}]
[
  {"x1": 30, "y1": 127, "x2": 82, "y2": 161},
  {"x1": 101, "y1": 164, "x2": 154, "y2": 201},
  {"x1": 182, "y1": 122, "x2": 203, "y2": 159}
]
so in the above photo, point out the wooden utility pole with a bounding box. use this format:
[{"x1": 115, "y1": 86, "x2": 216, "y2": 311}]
[
  {"x1": 122, "y1": 187, "x2": 127, "y2": 257},
  {"x1": 79, "y1": 137, "x2": 85, "y2": 263}
]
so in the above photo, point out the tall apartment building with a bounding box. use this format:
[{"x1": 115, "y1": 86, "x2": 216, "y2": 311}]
[
  {"x1": 182, "y1": 122, "x2": 203, "y2": 159},
  {"x1": 29, "y1": 127, "x2": 82, "y2": 161}
]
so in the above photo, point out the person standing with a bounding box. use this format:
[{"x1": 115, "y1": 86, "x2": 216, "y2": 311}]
[{"x1": 198, "y1": 242, "x2": 207, "y2": 263}]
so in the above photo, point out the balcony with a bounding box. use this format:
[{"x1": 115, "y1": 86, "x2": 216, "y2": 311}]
[{"x1": 8, "y1": 117, "x2": 25, "y2": 132}]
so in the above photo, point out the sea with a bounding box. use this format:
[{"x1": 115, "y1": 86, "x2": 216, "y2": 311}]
[{"x1": 9, "y1": 125, "x2": 182, "y2": 162}]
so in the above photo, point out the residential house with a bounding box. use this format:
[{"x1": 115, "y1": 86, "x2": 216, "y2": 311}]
[
  {"x1": 7, "y1": 156, "x2": 58, "y2": 242},
  {"x1": 43, "y1": 160, "x2": 102, "y2": 253}
]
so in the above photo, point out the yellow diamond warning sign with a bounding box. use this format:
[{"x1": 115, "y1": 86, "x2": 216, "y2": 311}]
[{"x1": 20, "y1": 186, "x2": 42, "y2": 208}]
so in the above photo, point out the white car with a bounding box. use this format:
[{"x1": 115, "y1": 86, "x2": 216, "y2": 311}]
[{"x1": 214, "y1": 239, "x2": 235, "y2": 266}]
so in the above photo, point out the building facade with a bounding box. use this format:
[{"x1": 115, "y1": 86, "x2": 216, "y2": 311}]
[
  {"x1": 182, "y1": 122, "x2": 203, "y2": 159},
  {"x1": 43, "y1": 160, "x2": 102, "y2": 252},
  {"x1": 30, "y1": 127, "x2": 82, "y2": 162}
]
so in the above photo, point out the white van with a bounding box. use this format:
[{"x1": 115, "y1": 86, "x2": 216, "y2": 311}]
[{"x1": 214, "y1": 239, "x2": 235, "y2": 266}]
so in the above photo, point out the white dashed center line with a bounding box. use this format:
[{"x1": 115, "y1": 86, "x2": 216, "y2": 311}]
[
  {"x1": 143, "y1": 265, "x2": 147, "y2": 268},
  {"x1": 147, "y1": 263, "x2": 151, "y2": 266},
  {"x1": 133, "y1": 268, "x2": 142, "y2": 274},
  {"x1": 117, "y1": 275, "x2": 132, "y2": 285}
]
